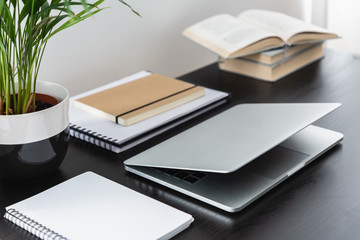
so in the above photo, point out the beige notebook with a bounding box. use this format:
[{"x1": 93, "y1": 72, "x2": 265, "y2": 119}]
[{"x1": 74, "y1": 73, "x2": 205, "y2": 126}]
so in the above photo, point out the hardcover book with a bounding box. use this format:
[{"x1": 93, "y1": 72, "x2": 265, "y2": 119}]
[
  {"x1": 183, "y1": 9, "x2": 338, "y2": 58},
  {"x1": 240, "y1": 43, "x2": 317, "y2": 65},
  {"x1": 218, "y1": 43, "x2": 323, "y2": 82}
]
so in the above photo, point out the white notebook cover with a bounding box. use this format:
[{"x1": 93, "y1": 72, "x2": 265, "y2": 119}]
[{"x1": 4, "y1": 172, "x2": 193, "y2": 240}]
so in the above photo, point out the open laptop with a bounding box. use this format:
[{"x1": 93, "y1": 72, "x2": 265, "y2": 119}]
[{"x1": 124, "y1": 103, "x2": 343, "y2": 212}]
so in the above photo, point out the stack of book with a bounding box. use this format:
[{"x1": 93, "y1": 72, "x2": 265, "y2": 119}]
[
  {"x1": 70, "y1": 71, "x2": 229, "y2": 153},
  {"x1": 218, "y1": 43, "x2": 324, "y2": 82},
  {"x1": 182, "y1": 9, "x2": 338, "y2": 82}
]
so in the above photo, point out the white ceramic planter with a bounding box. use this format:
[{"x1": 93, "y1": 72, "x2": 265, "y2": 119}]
[{"x1": 0, "y1": 81, "x2": 70, "y2": 182}]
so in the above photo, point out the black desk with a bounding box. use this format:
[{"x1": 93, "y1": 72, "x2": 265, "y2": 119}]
[{"x1": 1, "y1": 49, "x2": 360, "y2": 240}]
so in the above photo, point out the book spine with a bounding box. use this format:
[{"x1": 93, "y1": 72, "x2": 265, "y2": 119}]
[
  {"x1": 4, "y1": 208, "x2": 68, "y2": 240},
  {"x1": 69, "y1": 124, "x2": 122, "y2": 153}
]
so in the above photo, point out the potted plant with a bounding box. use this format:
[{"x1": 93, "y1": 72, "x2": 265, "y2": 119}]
[{"x1": 0, "y1": 0, "x2": 138, "y2": 182}]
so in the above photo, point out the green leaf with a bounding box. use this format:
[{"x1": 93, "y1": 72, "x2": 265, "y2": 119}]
[
  {"x1": 0, "y1": 0, "x2": 5, "y2": 12},
  {"x1": 80, "y1": 0, "x2": 89, "y2": 12},
  {"x1": 44, "y1": 8, "x2": 104, "y2": 42},
  {"x1": 63, "y1": 0, "x2": 73, "y2": 17},
  {"x1": 38, "y1": 2, "x2": 87, "y2": 16},
  {"x1": 19, "y1": 0, "x2": 47, "y2": 23},
  {"x1": 40, "y1": 15, "x2": 67, "y2": 39},
  {"x1": 0, "y1": 3, "x2": 16, "y2": 43},
  {"x1": 40, "y1": 0, "x2": 50, "y2": 20},
  {"x1": 32, "y1": 17, "x2": 53, "y2": 41},
  {"x1": 118, "y1": 0, "x2": 141, "y2": 17},
  {"x1": 50, "y1": 0, "x2": 62, "y2": 6}
]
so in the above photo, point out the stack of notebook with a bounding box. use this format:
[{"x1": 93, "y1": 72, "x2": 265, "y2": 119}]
[
  {"x1": 218, "y1": 43, "x2": 324, "y2": 82},
  {"x1": 69, "y1": 70, "x2": 229, "y2": 153}
]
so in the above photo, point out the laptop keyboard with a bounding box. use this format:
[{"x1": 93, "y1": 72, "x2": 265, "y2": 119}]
[{"x1": 154, "y1": 168, "x2": 207, "y2": 184}]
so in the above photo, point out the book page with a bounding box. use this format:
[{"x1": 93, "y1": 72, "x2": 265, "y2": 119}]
[
  {"x1": 183, "y1": 14, "x2": 280, "y2": 57},
  {"x1": 238, "y1": 9, "x2": 334, "y2": 43}
]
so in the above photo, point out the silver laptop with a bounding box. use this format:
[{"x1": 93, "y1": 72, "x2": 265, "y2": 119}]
[{"x1": 124, "y1": 103, "x2": 343, "y2": 212}]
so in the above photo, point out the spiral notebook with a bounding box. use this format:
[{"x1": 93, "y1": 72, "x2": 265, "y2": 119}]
[
  {"x1": 4, "y1": 172, "x2": 194, "y2": 240},
  {"x1": 69, "y1": 71, "x2": 229, "y2": 153}
]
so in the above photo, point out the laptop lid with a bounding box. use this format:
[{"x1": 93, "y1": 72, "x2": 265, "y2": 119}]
[{"x1": 124, "y1": 103, "x2": 340, "y2": 173}]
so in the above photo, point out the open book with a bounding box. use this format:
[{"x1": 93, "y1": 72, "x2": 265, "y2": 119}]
[{"x1": 183, "y1": 9, "x2": 338, "y2": 58}]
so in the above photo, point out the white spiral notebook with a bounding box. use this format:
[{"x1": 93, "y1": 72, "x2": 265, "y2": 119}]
[
  {"x1": 69, "y1": 71, "x2": 229, "y2": 153},
  {"x1": 4, "y1": 172, "x2": 194, "y2": 240}
]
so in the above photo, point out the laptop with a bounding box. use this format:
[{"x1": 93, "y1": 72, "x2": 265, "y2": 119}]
[{"x1": 124, "y1": 103, "x2": 343, "y2": 212}]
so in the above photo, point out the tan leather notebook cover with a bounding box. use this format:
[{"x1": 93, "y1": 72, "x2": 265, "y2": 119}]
[{"x1": 74, "y1": 73, "x2": 205, "y2": 125}]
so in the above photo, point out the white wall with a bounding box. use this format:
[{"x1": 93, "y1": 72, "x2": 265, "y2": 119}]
[
  {"x1": 39, "y1": 0, "x2": 311, "y2": 96},
  {"x1": 326, "y1": 0, "x2": 360, "y2": 54},
  {"x1": 311, "y1": 0, "x2": 327, "y2": 27}
]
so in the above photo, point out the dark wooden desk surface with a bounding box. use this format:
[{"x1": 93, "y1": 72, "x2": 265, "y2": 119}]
[{"x1": 1, "y1": 49, "x2": 360, "y2": 240}]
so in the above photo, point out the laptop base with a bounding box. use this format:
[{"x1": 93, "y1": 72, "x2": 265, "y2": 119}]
[{"x1": 125, "y1": 125, "x2": 343, "y2": 212}]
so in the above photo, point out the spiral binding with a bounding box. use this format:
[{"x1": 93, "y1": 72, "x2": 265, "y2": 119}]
[
  {"x1": 4, "y1": 208, "x2": 68, "y2": 240},
  {"x1": 69, "y1": 97, "x2": 228, "y2": 154},
  {"x1": 69, "y1": 123, "x2": 121, "y2": 152}
]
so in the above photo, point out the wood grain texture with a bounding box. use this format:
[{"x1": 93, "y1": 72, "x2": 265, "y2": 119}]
[{"x1": 1, "y1": 49, "x2": 359, "y2": 240}]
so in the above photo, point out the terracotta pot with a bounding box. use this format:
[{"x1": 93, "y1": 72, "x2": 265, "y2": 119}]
[{"x1": 0, "y1": 81, "x2": 69, "y2": 182}]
